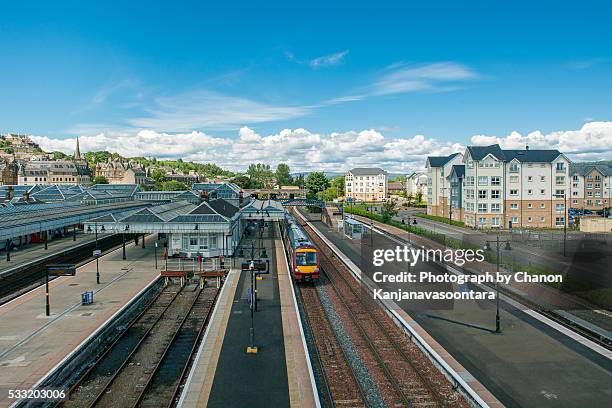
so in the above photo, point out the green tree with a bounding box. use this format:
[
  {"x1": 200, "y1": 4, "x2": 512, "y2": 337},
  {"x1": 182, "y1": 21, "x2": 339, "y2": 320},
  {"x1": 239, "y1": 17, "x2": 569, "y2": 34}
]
[
  {"x1": 330, "y1": 176, "x2": 345, "y2": 196},
  {"x1": 92, "y1": 175, "x2": 109, "y2": 185},
  {"x1": 247, "y1": 163, "x2": 274, "y2": 188},
  {"x1": 416, "y1": 192, "x2": 423, "y2": 204},
  {"x1": 156, "y1": 180, "x2": 188, "y2": 191},
  {"x1": 233, "y1": 174, "x2": 252, "y2": 189},
  {"x1": 275, "y1": 163, "x2": 292, "y2": 186},
  {"x1": 52, "y1": 151, "x2": 68, "y2": 160},
  {"x1": 306, "y1": 172, "x2": 330, "y2": 198},
  {"x1": 381, "y1": 199, "x2": 398, "y2": 222},
  {"x1": 151, "y1": 168, "x2": 167, "y2": 183}
]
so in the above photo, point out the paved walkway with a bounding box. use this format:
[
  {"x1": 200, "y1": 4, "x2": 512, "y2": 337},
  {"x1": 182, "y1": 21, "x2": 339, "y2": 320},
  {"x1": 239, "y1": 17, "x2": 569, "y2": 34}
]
[
  {"x1": 0, "y1": 235, "x2": 160, "y2": 408},
  {"x1": 308, "y1": 218, "x2": 612, "y2": 408},
  {"x1": 179, "y1": 223, "x2": 317, "y2": 408}
]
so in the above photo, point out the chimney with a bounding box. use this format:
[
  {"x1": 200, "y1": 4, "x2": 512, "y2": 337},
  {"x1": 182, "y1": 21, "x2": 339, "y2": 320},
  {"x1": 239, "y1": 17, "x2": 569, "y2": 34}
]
[
  {"x1": 525, "y1": 145, "x2": 530, "y2": 151},
  {"x1": 200, "y1": 191, "x2": 209, "y2": 201}
]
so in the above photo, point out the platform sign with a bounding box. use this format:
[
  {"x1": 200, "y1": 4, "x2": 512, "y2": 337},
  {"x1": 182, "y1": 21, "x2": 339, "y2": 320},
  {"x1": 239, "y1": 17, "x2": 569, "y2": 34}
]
[
  {"x1": 241, "y1": 260, "x2": 269, "y2": 274},
  {"x1": 93, "y1": 249, "x2": 102, "y2": 257},
  {"x1": 47, "y1": 264, "x2": 76, "y2": 276}
]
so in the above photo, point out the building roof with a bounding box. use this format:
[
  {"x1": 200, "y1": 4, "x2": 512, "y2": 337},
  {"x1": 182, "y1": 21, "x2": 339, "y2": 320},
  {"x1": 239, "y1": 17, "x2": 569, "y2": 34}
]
[
  {"x1": 426, "y1": 153, "x2": 460, "y2": 167},
  {"x1": 388, "y1": 182, "x2": 404, "y2": 190},
  {"x1": 465, "y1": 144, "x2": 563, "y2": 163},
  {"x1": 347, "y1": 167, "x2": 388, "y2": 176},
  {"x1": 208, "y1": 198, "x2": 239, "y2": 218},
  {"x1": 570, "y1": 162, "x2": 612, "y2": 176},
  {"x1": 450, "y1": 164, "x2": 465, "y2": 178}
]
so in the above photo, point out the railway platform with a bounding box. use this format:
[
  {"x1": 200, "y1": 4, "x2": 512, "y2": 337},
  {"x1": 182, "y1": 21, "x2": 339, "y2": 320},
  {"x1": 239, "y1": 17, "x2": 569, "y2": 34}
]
[
  {"x1": 303, "y1": 213, "x2": 612, "y2": 408},
  {"x1": 179, "y1": 223, "x2": 318, "y2": 408},
  {"x1": 0, "y1": 231, "x2": 95, "y2": 274},
  {"x1": 0, "y1": 234, "x2": 161, "y2": 407}
]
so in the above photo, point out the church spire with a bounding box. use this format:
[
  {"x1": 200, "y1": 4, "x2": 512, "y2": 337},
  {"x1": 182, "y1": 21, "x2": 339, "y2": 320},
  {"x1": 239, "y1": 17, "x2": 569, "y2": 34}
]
[{"x1": 74, "y1": 136, "x2": 81, "y2": 160}]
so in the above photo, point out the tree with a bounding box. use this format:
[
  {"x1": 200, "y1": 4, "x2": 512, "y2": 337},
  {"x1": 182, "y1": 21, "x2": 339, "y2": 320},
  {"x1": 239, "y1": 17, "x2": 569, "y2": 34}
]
[
  {"x1": 52, "y1": 151, "x2": 68, "y2": 160},
  {"x1": 330, "y1": 176, "x2": 345, "y2": 197},
  {"x1": 381, "y1": 199, "x2": 398, "y2": 222},
  {"x1": 156, "y1": 180, "x2": 188, "y2": 191},
  {"x1": 393, "y1": 175, "x2": 407, "y2": 184},
  {"x1": 275, "y1": 163, "x2": 292, "y2": 186},
  {"x1": 407, "y1": 193, "x2": 414, "y2": 205},
  {"x1": 306, "y1": 172, "x2": 330, "y2": 198},
  {"x1": 233, "y1": 174, "x2": 252, "y2": 189},
  {"x1": 92, "y1": 175, "x2": 109, "y2": 185},
  {"x1": 416, "y1": 192, "x2": 423, "y2": 204},
  {"x1": 151, "y1": 168, "x2": 167, "y2": 183},
  {"x1": 247, "y1": 163, "x2": 274, "y2": 188}
]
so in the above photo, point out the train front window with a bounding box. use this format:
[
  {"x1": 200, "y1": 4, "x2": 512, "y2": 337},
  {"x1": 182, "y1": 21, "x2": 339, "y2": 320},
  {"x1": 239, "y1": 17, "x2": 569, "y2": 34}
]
[{"x1": 296, "y1": 251, "x2": 317, "y2": 266}]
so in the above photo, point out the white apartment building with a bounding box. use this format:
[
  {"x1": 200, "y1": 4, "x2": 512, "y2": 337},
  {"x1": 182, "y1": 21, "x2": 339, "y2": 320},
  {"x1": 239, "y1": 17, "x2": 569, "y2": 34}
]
[
  {"x1": 406, "y1": 171, "x2": 428, "y2": 201},
  {"x1": 17, "y1": 160, "x2": 93, "y2": 186},
  {"x1": 462, "y1": 145, "x2": 570, "y2": 229},
  {"x1": 345, "y1": 168, "x2": 388, "y2": 202},
  {"x1": 568, "y1": 163, "x2": 612, "y2": 212},
  {"x1": 425, "y1": 153, "x2": 464, "y2": 217}
]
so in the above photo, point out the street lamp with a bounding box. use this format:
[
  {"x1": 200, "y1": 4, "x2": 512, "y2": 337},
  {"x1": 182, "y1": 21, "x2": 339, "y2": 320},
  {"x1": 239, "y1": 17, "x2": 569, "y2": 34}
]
[
  {"x1": 484, "y1": 231, "x2": 511, "y2": 334},
  {"x1": 87, "y1": 222, "x2": 100, "y2": 284},
  {"x1": 154, "y1": 241, "x2": 158, "y2": 269}
]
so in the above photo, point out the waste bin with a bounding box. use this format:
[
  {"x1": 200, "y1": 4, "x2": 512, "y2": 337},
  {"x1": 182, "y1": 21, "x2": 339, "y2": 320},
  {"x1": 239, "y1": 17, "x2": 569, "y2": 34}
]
[{"x1": 81, "y1": 291, "x2": 94, "y2": 305}]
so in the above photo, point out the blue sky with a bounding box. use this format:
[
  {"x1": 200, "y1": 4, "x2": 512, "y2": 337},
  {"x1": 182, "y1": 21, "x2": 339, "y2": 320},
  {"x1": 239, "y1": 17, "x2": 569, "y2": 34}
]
[{"x1": 1, "y1": 1, "x2": 612, "y2": 171}]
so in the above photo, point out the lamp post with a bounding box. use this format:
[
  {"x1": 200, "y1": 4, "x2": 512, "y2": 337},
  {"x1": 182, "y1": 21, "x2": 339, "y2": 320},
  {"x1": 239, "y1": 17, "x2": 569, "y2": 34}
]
[
  {"x1": 5, "y1": 239, "x2": 10, "y2": 262},
  {"x1": 87, "y1": 223, "x2": 100, "y2": 284},
  {"x1": 484, "y1": 231, "x2": 511, "y2": 334},
  {"x1": 154, "y1": 242, "x2": 158, "y2": 269}
]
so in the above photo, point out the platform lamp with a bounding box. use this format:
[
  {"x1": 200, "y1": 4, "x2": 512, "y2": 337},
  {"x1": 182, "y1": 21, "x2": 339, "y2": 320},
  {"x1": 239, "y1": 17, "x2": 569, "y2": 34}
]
[
  {"x1": 246, "y1": 260, "x2": 258, "y2": 354},
  {"x1": 483, "y1": 231, "x2": 511, "y2": 334},
  {"x1": 87, "y1": 222, "x2": 101, "y2": 284}
]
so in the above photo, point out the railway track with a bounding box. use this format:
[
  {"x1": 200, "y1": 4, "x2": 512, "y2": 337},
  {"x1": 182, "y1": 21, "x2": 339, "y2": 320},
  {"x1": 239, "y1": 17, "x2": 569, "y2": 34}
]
[
  {"x1": 299, "y1": 217, "x2": 469, "y2": 408},
  {"x1": 298, "y1": 283, "x2": 368, "y2": 408},
  {"x1": 0, "y1": 234, "x2": 131, "y2": 304},
  {"x1": 61, "y1": 282, "x2": 218, "y2": 408}
]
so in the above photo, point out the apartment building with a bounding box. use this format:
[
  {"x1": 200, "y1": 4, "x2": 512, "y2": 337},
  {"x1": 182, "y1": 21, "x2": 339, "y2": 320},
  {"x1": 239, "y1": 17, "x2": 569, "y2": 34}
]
[
  {"x1": 568, "y1": 163, "x2": 612, "y2": 211},
  {"x1": 425, "y1": 153, "x2": 464, "y2": 217},
  {"x1": 406, "y1": 171, "x2": 428, "y2": 200},
  {"x1": 345, "y1": 167, "x2": 388, "y2": 202},
  {"x1": 462, "y1": 145, "x2": 570, "y2": 229}
]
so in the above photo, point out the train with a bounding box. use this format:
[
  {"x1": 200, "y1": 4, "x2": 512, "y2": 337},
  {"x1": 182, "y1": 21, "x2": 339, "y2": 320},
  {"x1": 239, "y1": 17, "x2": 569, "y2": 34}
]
[{"x1": 284, "y1": 211, "x2": 320, "y2": 282}]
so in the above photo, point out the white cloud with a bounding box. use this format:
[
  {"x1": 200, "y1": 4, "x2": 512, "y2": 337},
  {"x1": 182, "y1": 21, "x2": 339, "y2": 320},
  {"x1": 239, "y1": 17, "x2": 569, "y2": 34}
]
[
  {"x1": 470, "y1": 121, "x2": 612, "y2": 161},
  {"x1": 309, "y1": 50, "x2": 349, "y2": 68},
  {"x1": 129, "y1": 90, "x2": 313, "y2": 131},
  {"x1": 32, "y1": 122, "x2": 612, "y2": 174},
  {"x1": 370, "y1": 62, "x2": 478, "y2": 96}
]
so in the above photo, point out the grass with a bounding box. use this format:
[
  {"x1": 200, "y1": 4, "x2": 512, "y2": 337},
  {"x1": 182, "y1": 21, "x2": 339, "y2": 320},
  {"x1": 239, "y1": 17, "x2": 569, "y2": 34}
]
[{"x1": 416, "y1": 213, "x2": 466, "y2": 227}]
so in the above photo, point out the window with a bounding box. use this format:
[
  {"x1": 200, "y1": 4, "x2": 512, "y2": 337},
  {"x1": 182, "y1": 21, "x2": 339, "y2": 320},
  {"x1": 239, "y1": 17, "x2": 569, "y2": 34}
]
[
  {"x1": 528, "y1": 189, "x2": 533, "y2": 195},
  {"x1": 587, "y1": 183, "x2": 593, "y2": 189},
  {"x1": 540, "y1": 176, "x2": 546, "y2": 182},
  {"x1": 528, "y1": 203, "x2": 533, "y2": 209},
  {"x1": 540, "y1": 189, "x2": 545, "y2": 195},
  {"x1": 555, "y1": 189, "x2": 565, "y2": 197},
  {"x1": 491, "y1": 203, "x2": 501, "y2": 213},
  {"x1": 540, "y1": 216, "x2": 545, "y2": 222},
  {"x1": 478, "y1": 203, "x2": 488, "y2": 212},
  {"x1": 556, "y1": 176, "x2": 565, "y2": 185},
  {"x1": 510, "y1": 163, "x2": 519, "y2": 172},
  {"x1": 510, "y1": 175, "x2": 519, "y2": 183},
  {"x1": 527, "y1": 176, "x2": 533, "y2": 182},
  {"x1": 555, "y1": 217, "x2": 565, "y2": 226},
  {"x1": 478, "y1": 176, "x2": 488, "y2": 186},
  {"x1": 478, "y1": 190, "x2": 487, "y2": 199},
  {"x1": 556, "y1": 162, "x2": 566, "y2": 172},
  {"x1": 527, "y1": 217, "x2": 533, "y2": 222},
  {"x1": 587, "y1": 191, "x2": 593, "y2": 197},
  {"x1": 296, "y1": 251, "x2": 317, "y2": 266},
  {"x1": 510, "y1": 203, "x2": 518, "y2": 209},
  {"x1": 595, "y1": 183, "x2": 601, "y2": 189},
  {"x1": 556, "y1": 203, "x2": 565, "y2": 212},
  {"x1": 492, "y1": 217, "x2": 500, "y2": 226},
  {"x1": 595, "y1": 175, "x2": 601, "y2": 181},
  {"x1": 466, "y1": 160, "x2": 474, "y2": 168},
  {"x1": 510, "y1": 189, "x2": 518, "y2": 196},
  {"x1": 540, "y1": 203, "x2": 545, "y2": 209},
  {"x1": 491, "y1": 176, "x2": 501, "y2": 186},
  {"x1": 572, "y1": 200, "x2": 578, "y2": 204},
  {"x1": 510, "y1": 216, "x2": 519, "y2": 223},
  {"x1": 491, "y1": 190, "x2": 500, "y2": 199},
  {"x1": 573, "y1": 175, "x2": 579, "y2": 181},
  {"x1": 479, "y1": 217, "x2": 487, "y2": 225}
]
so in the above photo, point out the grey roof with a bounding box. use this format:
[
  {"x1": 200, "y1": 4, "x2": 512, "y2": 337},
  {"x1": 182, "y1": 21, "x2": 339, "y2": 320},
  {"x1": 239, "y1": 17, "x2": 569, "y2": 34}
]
[
  {"x1": 451, "y1": 164, "x2": 465, "y2": 178},
  {"x1": 348, "y1": 167, "x2": 388, "y2": 176},
  {"x1": 465, "y1": 144, "x2": 563, "y2": 163},
  {"x1": 426, "y1": 153, "x2": 460, "y2": 167},
  {"x1": 208, "y1": 199, "x2": 239, "y2": 218},
  {"x1": 569, "y1": 162, "x2": 612, "y2": 176}
]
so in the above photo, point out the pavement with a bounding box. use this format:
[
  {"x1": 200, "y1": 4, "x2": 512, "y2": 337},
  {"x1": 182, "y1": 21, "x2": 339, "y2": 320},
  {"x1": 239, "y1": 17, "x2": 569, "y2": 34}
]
[
  {"x1": 0, "y1": 234, "x2": 161, "y2": 408},
  {"x1": 179, "y1": 222, "x2": 317, "y2": 408},
  {"x1": 307, "y1": 217, "x2": 612, "y2": 408}
]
